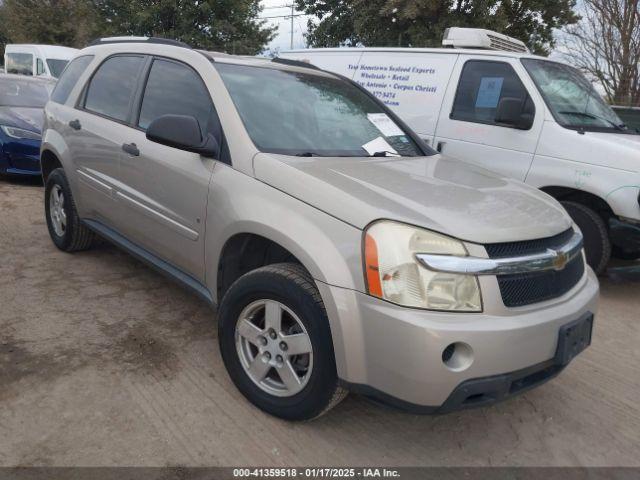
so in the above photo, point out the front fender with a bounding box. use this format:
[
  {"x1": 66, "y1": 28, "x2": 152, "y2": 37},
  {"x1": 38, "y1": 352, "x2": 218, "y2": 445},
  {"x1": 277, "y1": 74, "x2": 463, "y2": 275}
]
[
  {"x1": 204, "y1": 164, "x2": 366, "y2": 380},
  {"x1": 205, "y1": 164, "x2": 364, "y2": 300}
]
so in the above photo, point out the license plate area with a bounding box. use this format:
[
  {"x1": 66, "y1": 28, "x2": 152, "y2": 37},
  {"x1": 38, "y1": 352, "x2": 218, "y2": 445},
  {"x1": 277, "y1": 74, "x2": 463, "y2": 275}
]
[{"x1": 555, "y1": 313, "x2": 593, "y2": 366}]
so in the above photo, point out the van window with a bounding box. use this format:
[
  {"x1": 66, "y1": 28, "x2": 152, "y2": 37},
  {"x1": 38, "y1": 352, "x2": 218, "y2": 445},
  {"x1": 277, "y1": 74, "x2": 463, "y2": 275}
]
[
  {"x1": 36, "y1": 58, "x2": 45, "y2": 76},
  {"x1": 51, "y1": 55, "x2": 94, "y2": 104},
  {"x1": 138, "y1": 59, "x2": 216, "y2": 139},
  {"x1": 522, "y1": 59, "x2": 626, "y2": 132},
  {"x1": 46, "y1": 59, "x2": 69, "y2": 78},
  {"x1": 84, "y1": 55, "x2": 144, "y2": 123},
  {"x1": 451, "y1": 61, "x2": 533, "y2": 128},
  {"x1": 5, "y1": 53, "x2": 33, "y2": 76}
]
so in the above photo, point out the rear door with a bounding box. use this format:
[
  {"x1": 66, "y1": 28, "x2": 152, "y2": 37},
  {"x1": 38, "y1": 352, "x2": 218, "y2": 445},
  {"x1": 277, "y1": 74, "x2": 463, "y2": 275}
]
[
  {"x1": 114, "y1": 57, "x2": 220, "y2": 280},
  {"x1": 69, "y1": 54, "x2": 147, "y2": 226},
  {"x1": 434, "y1": 56, "x2": 543, "y2": 181}
]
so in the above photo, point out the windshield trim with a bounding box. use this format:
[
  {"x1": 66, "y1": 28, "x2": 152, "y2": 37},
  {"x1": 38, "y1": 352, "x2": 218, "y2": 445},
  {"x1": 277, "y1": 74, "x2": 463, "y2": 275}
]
[
  {"x1": 520, "y1": 58, "x2": 637, "y2": 135},
  {"x1": 212, "y1": 60, "x2": 436, "y2": 158}
]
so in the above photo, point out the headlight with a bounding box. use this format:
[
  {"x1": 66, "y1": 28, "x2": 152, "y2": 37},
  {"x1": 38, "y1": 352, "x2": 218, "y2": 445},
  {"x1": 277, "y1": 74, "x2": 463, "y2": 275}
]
[
  {"x1": 1, "y1": 125, "x2": 41, "y2": 140},
  {"x1": 364, "y1": 220, "x2": 482, "y2": 312}
]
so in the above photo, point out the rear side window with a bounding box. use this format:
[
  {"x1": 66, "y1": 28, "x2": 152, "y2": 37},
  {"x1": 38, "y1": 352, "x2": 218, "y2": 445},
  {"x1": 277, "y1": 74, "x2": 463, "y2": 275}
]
[
  {"x1": 137, "y1": 59, "x2": 216, "y2": 137},
  {"x1": 451, "y1": 60, "x2": 532, "y2": 127},
  {"x1": 51, "y1": 55, "x2": 94, "y2": 104},
  {"x1": 84, "y1": 55, "x2": 144, "y2": 122}
]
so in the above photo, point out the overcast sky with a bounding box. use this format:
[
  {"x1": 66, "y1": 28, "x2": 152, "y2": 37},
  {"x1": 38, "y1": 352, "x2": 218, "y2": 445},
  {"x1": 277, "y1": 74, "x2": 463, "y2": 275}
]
[{"x1": 260, "y1": 0, "x2": 310, "y2": 53}]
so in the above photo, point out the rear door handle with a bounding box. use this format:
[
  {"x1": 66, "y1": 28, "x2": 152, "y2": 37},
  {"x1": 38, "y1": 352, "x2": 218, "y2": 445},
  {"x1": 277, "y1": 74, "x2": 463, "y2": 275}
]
[
  {"x1": 68, "y1": 119, "x2": 81, "y2": 131},
  {"x1": 122, "y1": 143, "x2": 140, "y2": 157}
]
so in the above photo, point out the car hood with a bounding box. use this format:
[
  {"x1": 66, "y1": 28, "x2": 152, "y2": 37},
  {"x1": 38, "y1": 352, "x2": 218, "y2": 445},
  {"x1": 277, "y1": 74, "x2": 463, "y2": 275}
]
[
  {"x1": 0, "y1": 107, "x2": 44, "y2": 133},
  {"x1": 585, "y1": 132, "x2": 640, "y2": 173},
  {"x1": 254, "y1": 153, "x2": 572, "y2": 244}
]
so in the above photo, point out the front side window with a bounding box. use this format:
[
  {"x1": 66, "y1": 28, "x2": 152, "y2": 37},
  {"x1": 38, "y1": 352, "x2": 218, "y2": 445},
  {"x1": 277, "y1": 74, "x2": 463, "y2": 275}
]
[
  {"x1": 51, "y1": 55, "x2": 94, "y2": 104},
  {"x1": 522, "y1": 59, "x2": 628, "y2": 133},
  {"x1": 84, "y1": 55, "x2": 144, "y2": 122},
  {"x1": 5, "y1": 53, "x2": 33, "y2": 76},
  {"x1": 215, "y1": 63, "x2": 424, "y2": 157},
  {"x1": 138, "y1": 59, "x2": 216, "y2": 138},
  {"x1": 451, "y1": 60, "x2": 534, "y2": 128},
  {"x1": 46, "y1": 59, "x2": 69, "y2": 78}
]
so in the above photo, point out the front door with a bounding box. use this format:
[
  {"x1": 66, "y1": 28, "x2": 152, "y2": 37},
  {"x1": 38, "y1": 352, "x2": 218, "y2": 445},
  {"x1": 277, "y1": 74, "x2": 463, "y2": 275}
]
[{"x1": 434, "y1": 56, "x2": 544, "y2": 181}]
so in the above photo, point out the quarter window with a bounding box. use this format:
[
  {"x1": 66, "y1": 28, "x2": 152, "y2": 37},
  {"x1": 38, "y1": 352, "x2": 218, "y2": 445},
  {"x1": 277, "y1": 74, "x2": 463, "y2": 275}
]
[
  {"x1": 451, "y1": 61, "x2": 533, "y2": 128},
  {"x1": 36, "y1": 58, "x2": 45, "y2": 76},
  {"x1": 84, "y1": 55, "x2": 144, "y2": 122},
  {"x1": 138, "y1": 59, "x2": 215, "y2": 138},
  {"x1": 51, "y1": 55, "x2": 94, "y2": 104}
]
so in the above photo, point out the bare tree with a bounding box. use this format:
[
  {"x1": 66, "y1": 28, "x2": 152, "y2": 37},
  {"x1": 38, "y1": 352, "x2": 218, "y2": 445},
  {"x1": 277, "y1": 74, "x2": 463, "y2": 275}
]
[{"x1": 563, "y1": 0, "x2": 640, "y2": 106}]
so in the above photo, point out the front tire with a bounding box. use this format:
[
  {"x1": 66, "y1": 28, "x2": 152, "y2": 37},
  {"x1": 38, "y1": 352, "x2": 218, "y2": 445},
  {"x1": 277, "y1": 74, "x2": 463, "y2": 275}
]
[
  {"x1": 219, "y1": 263, "x2": 347, "y2": 420},
  {"x1": 561, "y1": 201, "x2": 611, "y2": 275},
  {"x1": 45, "y1": 168, "x2": 95, "y2": 252}
]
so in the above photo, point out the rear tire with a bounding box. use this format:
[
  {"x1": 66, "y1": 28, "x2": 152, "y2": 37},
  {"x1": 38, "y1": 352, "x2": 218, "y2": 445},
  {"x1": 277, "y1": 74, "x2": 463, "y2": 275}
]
[
  {"x1": 561, "y1": 201, "x2": 611, "y2": 274},
  {"x1": 218, "y1": 263, "x2": 347, "y2": 420},
  {"x1": 45, "y1": 168, "x2": 95, "y2": 252}
]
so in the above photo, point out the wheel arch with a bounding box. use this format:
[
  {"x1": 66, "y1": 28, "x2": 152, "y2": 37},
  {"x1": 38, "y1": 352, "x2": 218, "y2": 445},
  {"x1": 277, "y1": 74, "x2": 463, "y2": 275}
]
[
  {"x1": 40, "y1": 149, "x2": 63, "y2": 183},
  {"x1": 540, "y1": 186, "x2": 615, "y2": 221},
  {"x1": 216, "y1": 232, "x2": 309, "y2": 302}
]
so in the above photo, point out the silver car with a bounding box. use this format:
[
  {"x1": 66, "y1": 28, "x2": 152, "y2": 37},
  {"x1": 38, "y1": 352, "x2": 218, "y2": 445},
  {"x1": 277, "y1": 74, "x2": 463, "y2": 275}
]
[{"x1": 41, "y1": 37, "x2": 599, "y2": 420}]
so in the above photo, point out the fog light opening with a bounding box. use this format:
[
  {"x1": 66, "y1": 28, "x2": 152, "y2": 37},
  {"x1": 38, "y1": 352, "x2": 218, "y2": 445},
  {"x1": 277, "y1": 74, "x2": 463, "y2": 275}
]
[{"x1": 442, "y1": 342, "x2": 474, "y2": 372}]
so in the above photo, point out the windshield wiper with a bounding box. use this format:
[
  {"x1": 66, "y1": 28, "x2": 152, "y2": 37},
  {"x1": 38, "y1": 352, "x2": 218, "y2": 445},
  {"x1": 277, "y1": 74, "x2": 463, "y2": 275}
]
[
  {"x1": 370, "y1": 151, "x2": 401, "y2": 157},
  {"x1": 559, "y1": 111, "x2": 627, "y2": 131}
]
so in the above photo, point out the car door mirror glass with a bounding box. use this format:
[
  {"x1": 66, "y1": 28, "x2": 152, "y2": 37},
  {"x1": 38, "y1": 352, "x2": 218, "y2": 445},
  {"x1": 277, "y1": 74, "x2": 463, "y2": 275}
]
[
  {"x1": 146, "y1": 114, "x2": 219, "y2": 158},
  {"x1": 495, "y1": 97, "x2": 533, "y2": 130}
]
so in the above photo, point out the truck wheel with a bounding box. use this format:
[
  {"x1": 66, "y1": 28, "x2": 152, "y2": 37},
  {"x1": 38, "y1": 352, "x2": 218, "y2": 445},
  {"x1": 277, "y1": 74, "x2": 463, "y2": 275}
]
[
  {"x1": 218, "y1": 263, "x2": 347, "y2": 420},
  {"x1": 45, "y1": 168, "x2": 95, "y2": 252},
  {"x1": 561, "y1": 201, "x2": 611, "y2": 275}
]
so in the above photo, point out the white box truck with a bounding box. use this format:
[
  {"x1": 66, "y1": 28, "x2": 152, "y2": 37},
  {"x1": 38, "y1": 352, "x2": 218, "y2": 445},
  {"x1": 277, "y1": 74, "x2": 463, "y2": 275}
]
[
  {"x1": 4, "y1": 44, "x2": 79, "y2": 79},
  {"x1": 279, "y1": 28, "x2": 640, "y2": 273}
]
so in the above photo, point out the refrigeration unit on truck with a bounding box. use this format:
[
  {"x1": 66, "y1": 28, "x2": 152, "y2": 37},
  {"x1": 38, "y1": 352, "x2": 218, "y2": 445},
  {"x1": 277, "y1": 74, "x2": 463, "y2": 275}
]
[{"x1": 280, "y1": 28, "x2": 640, "y2": 273}]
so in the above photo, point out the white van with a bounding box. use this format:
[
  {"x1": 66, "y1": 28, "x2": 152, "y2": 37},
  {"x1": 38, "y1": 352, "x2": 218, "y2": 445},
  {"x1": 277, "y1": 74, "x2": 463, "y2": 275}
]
[
  {"x1": 280, "y1": 28, "x2": 640, "y2": 273},
  {"x1": 4, "y1": 44, "x2": 79, "y2": 79}
]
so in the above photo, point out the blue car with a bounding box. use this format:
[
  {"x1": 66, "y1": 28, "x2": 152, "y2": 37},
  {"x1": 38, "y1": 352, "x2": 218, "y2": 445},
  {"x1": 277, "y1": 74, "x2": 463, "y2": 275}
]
[{"x1": 0, "y1": 74, "x2": 56, "y2": 176}]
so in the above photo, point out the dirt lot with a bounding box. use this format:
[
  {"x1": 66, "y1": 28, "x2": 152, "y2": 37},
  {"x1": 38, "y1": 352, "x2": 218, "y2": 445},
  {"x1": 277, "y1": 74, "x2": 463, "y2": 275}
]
[{"x1": 1, "y1": 178, "x2": 639, "y2": 467}]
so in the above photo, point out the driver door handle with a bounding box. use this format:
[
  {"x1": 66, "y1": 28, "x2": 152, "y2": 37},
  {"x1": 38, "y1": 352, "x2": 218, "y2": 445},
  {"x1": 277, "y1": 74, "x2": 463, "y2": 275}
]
[
  {"x1": 122, "y1": 143, "x2": 140, "y2": 157},
  {"x1": 68, "y1": 119, "x2": 81, "y2": 131}
]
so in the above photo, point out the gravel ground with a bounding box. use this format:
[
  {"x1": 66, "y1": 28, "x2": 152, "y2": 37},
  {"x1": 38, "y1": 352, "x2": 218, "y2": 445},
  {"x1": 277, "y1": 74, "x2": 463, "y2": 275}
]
[{"x1": 1, "y1": 177, "x2": 639, "y2": 467}]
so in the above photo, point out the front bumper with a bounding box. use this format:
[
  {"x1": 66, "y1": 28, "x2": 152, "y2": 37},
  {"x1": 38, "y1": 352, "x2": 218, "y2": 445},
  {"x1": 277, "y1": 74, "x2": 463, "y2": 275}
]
[
  {"x1": 0, "y1": 141, "x2": 41, "y2": 175},
  {"x1": 317, "y1": 267, "x2": 599, "y2": 411}
]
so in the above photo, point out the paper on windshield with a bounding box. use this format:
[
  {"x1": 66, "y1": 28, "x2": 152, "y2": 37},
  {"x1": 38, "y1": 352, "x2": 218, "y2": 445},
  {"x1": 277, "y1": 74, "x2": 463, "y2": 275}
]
[
  {"x1": 367, "y1": 113, "x2": 405, "y2": 137},
  {"x1": 362, "y1": 137, "x2": 399, "y2": 157}
]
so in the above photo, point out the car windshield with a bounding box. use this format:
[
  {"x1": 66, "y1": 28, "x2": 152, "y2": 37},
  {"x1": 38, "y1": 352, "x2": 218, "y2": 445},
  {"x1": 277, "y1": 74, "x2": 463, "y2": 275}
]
[
  {"x1": 46, "y1": 59, "x2": 69, "y2": 78},
  {"x1": 522, "y1": 59, "x2": 627, "y2": 132},
  {"x1": 215, "y1": 63, "x2": 424, "y2": 157},
  {"x1": 0, "y1": 77, "x2": 53, "y2": 107}
]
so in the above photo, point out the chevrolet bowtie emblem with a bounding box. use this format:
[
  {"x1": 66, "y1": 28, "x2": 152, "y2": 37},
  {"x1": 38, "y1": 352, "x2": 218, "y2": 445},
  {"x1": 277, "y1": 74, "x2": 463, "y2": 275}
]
[{"x1": 552, "y1": 250, "x2": 569, "y2": 270}]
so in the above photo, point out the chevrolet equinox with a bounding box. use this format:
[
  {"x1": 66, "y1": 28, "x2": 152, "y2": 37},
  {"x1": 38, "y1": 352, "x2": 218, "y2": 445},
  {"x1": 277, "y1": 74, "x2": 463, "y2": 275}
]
[{"x1": 40, "y1": 38, "x2": 599, "y2": 420}]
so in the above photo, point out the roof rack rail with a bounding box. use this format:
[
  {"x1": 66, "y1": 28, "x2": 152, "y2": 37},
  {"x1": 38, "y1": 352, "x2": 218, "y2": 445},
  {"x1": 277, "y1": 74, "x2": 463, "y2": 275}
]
[
  {"x1": 88, "y1": 36, "x2": 191, "y2": 49},
  {"x1": 272, "y1": 57, "x2": 320, "y2": 70}
]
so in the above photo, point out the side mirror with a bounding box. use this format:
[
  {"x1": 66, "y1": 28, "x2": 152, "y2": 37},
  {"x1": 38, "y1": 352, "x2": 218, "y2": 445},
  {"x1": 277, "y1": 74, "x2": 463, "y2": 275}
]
[
  {"x1": 146, "y1": 114, "x2": 219, "y2": 158},
  {"x1": 495, "y1": 97, "x2": 534, "y2": 130}
]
